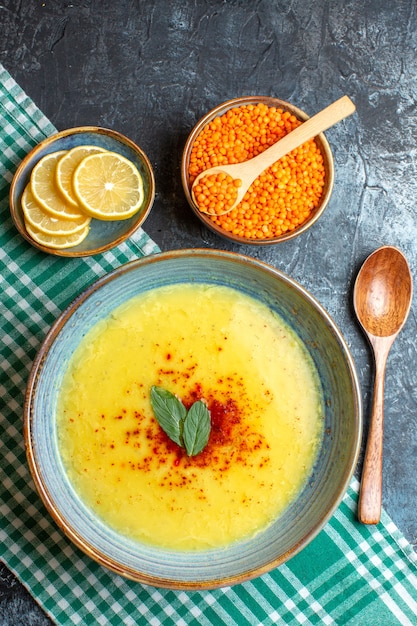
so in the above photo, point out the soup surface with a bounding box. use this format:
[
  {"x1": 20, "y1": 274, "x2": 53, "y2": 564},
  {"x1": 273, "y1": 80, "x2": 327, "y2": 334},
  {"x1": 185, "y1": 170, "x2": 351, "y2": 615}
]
[{"x1": 57, "y1": 283, "x2": 323, "y2": 550}]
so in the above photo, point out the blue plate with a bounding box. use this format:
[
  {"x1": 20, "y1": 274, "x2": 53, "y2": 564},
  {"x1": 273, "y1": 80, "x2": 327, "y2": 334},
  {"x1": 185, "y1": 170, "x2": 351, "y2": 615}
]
[
  {"x1": 10, "y1": 126, "x2": 155, "y2": 257},
  {"x1": 24, "y1": 249, "x2": 362, "y2": 589}
]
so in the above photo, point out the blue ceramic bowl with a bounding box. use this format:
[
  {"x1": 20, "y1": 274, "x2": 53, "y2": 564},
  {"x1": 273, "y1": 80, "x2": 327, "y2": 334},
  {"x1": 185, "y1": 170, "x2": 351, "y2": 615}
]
[
  {"x1": 24, "y1": 249, "x2": 362, "y2": 589},
  {"x1": 10, "y1": 126, "x2": 155, "y2": 257}
]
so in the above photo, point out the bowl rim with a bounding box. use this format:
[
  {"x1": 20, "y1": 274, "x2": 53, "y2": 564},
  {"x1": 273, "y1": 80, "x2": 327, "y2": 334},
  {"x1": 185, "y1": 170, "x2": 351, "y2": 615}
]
[
  {"x1": 24, "y1": 248, "x2": 362, "y2": 589},
  {"x1": 9, "y1": 125, "x2": 155, "y2": 257},
  {"x1": 181, "y1": 96, "x2": 335, "y2": 245}
]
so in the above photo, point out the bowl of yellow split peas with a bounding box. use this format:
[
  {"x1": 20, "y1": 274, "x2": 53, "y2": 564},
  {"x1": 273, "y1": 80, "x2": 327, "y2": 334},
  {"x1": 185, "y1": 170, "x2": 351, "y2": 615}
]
[
  {"x1": 10, "y1": 126, "x2": 155, "y2": 257},
  {"x1": 181, "y1": 96, "x2": 335, "y2": 245}
]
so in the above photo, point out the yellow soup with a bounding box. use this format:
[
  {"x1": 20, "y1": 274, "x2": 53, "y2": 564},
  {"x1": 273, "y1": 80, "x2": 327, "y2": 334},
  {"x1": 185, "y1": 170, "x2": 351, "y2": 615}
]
[{"x1": 57, "y1": 283, "x2": 323, "y2": 550}]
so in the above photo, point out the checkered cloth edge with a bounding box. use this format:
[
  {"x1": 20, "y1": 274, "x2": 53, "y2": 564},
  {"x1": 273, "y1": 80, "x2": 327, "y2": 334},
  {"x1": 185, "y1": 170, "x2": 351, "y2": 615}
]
[{"x1": 1, "y1": 63, "x2": 416, "y2": 625}]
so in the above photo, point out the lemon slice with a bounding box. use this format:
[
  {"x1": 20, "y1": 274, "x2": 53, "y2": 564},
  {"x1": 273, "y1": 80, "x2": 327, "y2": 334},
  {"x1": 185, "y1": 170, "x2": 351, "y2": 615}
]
[
  {"x1": 31, "y1": 151, "x2": 87, "y2": 220},
  {"x1": 55, "y1": 145, "x2": 106, "y2": 207},
  {"x1": 25, "y1": 221, "x2": 90, "y2": 249},
  {"x1": 73, "y1": 151, "x2": 144, "y2": 220},
  {"x1": 22, "y1": 184, "x2": 91, "y2": 235}
]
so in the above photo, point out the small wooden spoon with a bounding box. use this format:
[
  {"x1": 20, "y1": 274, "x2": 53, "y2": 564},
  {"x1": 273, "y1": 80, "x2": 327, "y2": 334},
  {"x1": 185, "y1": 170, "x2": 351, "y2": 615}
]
[
  {"x1": 354, "y1": 246, "x2": 413, "y2": 524},
  {"x1": 191, "y1": 95, "x2": 356, "y2": 214}
]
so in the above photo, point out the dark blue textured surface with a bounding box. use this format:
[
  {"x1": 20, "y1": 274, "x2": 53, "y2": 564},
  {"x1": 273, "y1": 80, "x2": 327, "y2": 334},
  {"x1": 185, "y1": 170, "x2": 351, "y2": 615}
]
[{"x1": 1, "y1": 1, "x2": 416, "y2": 623}]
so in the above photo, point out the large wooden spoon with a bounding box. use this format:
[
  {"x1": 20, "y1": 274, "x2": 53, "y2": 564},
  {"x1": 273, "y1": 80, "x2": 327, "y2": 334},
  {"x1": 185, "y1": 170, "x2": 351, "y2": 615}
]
[
  {"x1": 191, "y1": 95, "x2": 356, "y2": 214},
  {"x1": 354, "y1": 246, "x2": 413, "y2": 524}
]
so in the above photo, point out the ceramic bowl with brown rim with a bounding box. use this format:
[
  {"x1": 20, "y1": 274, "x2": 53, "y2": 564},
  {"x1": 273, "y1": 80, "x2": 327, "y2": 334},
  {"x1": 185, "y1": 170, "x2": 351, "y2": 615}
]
[
  {"x1": 10, "y1": 126, "x2": 155, "y2": 257},
  {"x1": 24, "y1": 249, "x2": 362, "y2": 589},
  {"x1": 181, "y1": 96, "x2": 334, "y2": 245}
]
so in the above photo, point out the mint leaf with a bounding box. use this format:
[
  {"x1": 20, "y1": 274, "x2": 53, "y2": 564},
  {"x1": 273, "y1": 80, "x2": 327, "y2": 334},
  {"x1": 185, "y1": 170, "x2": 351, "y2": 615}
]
[
  {"x1": 183, "y1": 400, "x2": 211, "y2": 456},
  {"x1": 150, "y1": 386, "x2": 186, "y2": 447},
  {"x1": 150, "y1": 387, "x2": 211, "y2": 456}
]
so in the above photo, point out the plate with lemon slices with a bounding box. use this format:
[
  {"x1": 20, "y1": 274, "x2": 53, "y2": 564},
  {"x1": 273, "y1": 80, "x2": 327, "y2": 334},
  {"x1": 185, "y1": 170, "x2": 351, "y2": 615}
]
[{"x1": 10, "y1": 126, "x2": 155, "y2": 257}]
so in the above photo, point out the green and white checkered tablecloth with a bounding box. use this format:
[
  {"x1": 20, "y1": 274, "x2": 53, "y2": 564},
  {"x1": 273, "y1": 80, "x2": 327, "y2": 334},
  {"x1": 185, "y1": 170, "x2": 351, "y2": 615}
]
[{"x1": 1, "y1": 63, "x2": 417, "y2": 625}]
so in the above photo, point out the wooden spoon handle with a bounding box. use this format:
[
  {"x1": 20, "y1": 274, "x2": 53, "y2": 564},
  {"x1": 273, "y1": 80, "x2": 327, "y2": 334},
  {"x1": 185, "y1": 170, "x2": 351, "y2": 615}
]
[
  {"x1": 192, "y1": 95, "x2": 356, "y2": 214},
  {"x1": 358, "y1": 338, "x2": 392, "y2": 524},
  {"x1": 247, "y1": 95, "x2": 356, "y2": 174}
]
